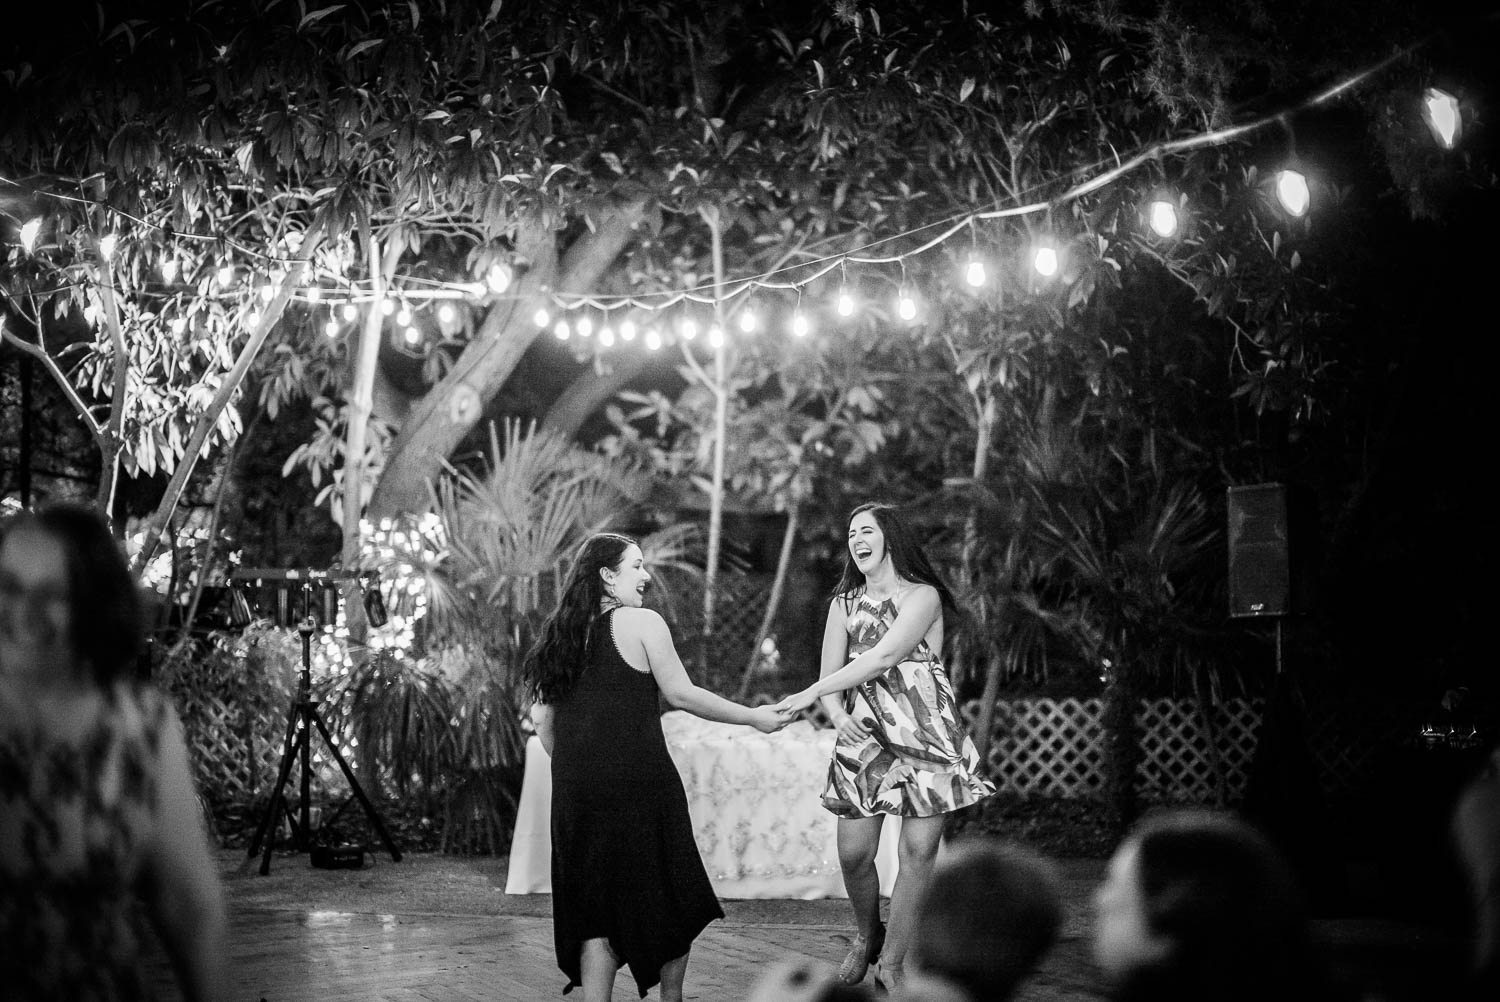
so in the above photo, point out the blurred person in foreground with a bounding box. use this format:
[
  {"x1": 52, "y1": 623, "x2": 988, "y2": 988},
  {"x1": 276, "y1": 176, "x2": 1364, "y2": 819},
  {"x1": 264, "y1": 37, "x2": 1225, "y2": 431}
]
[
  {"x1": 0, "y1": 502, "x2": 227, "y2": 1001},
  {"x1": 898, "y1": 837, "x2": 1064, "y2": 1001},
  {"x1": 1451, "y1": 740, "x2": 1500, "y2": 999},
  {"x1": 1091, "y1": 807, "x2": 1327, "y2": 1002},
  {"x1": 747, "y1": 960, "x2": 880, "y2": 1002}
]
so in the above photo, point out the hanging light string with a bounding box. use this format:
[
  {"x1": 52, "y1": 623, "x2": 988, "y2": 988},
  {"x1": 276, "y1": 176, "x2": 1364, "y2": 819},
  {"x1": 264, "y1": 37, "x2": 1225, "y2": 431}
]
[{"x1": 0, "y1": 24, "x2": 1469, "y2": 325}]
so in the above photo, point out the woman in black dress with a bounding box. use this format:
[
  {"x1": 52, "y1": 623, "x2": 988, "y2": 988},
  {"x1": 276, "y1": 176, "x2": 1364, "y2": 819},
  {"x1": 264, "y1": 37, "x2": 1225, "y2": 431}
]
[{"x1": 522, "y1": 532, "x2": 785, "y2": 1002}]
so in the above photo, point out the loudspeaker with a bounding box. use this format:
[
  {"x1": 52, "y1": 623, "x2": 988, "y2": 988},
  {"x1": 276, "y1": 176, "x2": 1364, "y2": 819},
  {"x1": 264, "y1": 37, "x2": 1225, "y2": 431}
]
[{"x1": 1227, "y1": 483, "x2": 1315, "y2": 618}]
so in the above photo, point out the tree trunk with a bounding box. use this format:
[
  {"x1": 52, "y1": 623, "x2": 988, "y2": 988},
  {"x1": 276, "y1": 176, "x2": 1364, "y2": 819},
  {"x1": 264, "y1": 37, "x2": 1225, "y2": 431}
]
[
  {"x1": 541, "y1": 350, "x2": 652, "y2": 440},
  {"x1": 1102, "y1": 669, "x2": 1141, "y2": 836},
  {"x1": 366, "y1": 199, "x2": 645, "y2": 520},
  {"x1": 735, "y1": 497, "x2": 799, "y2": 700},
  {"x1": 701, "y1": 208, "x2": 728, "y2": 670}
]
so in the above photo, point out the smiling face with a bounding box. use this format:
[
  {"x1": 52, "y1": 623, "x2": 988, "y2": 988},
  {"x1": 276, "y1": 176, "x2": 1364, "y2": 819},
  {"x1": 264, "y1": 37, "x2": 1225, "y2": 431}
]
[
  {"x1": 847, "y1": 509, "x2": 889, "y2": 577},
  {"x1": 0, "y1": 524, "x2": 75, "y2": 681},
  {"x1": 600, "y1": 543, "x2": 651, "y2": 608},
  {"x1": 1091, "y1": 838, "x2": 1171, "y2": 980}
]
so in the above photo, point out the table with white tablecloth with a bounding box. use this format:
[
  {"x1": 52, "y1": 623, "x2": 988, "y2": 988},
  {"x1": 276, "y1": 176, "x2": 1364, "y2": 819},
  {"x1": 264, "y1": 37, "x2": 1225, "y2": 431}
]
[{"x1": 505, "y1": 711, "x2": 900, "y2": 899}]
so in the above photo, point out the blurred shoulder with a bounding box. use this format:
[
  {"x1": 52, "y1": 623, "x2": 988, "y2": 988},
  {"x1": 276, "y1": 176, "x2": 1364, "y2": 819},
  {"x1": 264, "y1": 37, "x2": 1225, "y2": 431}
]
[{"x1": 612, "y1": 606, "x2": 667, "y2": 635}]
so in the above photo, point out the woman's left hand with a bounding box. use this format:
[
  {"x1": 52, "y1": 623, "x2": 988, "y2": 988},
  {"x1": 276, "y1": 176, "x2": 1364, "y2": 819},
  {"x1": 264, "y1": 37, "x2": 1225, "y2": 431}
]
[{"x1": 774, "y1": 687, "x2": 819, "y2": 717}]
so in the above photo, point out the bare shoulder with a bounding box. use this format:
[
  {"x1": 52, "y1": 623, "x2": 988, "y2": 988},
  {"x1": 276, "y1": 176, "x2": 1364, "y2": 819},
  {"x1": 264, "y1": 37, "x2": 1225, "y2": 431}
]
[
  {"x1": 612, "y1": 606, "x2": 668, "y2": 639},
  {"x1": 896, "y1": 582, "x2": 942, "y2": 613}
]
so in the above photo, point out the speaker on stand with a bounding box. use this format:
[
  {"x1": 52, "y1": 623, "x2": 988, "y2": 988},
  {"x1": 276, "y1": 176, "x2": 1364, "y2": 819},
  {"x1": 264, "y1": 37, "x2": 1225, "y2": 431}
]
[{"x1": 1229, "y1": 483, "x2": 1335, "y2": 908}]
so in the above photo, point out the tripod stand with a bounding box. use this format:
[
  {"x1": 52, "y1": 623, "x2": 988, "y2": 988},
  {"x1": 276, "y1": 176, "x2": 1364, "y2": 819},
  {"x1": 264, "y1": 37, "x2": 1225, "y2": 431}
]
[{"x1": 247, "y1": 612, "x2": 402, "y2": 875}]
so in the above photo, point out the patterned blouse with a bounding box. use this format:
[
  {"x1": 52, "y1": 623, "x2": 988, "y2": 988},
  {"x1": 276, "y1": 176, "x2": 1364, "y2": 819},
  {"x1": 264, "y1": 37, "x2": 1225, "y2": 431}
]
[{"x1": 0, "y1": 676, "x2": 174, "y2": 1001}]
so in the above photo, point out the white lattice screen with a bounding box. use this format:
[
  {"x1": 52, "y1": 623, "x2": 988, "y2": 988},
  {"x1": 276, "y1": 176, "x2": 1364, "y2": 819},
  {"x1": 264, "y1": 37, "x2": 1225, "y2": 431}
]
[{"x1": 177, "y1": 689, "x2": 1414, "y2": 808}]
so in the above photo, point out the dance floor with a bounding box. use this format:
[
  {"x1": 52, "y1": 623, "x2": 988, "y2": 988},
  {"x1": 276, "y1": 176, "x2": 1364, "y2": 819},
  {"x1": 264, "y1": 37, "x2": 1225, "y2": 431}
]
[
  {"x1": 142, "y1": 849, "x2": 1462, "y2": 1001},
  {"x1": 143, "y1": 849, "x2": 1109, "y2": 1001}
]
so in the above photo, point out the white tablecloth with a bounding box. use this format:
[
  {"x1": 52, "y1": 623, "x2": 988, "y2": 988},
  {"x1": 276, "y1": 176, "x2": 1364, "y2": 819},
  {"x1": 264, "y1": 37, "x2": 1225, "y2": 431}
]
[{"x1": 505, "y1": 711, "x2": 900, "y2": 899}]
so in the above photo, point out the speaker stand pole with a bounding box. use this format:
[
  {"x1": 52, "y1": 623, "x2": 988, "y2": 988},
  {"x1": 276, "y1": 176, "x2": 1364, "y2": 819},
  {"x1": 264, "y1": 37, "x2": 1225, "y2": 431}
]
[{"x1": 1275, "y1": 618, "x2": 1284, "y2": 675}]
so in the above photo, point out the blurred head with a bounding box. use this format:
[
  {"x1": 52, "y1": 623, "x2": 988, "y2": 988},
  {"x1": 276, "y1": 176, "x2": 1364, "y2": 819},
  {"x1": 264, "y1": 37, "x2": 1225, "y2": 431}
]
[
  {"x1": 834, "y1": 502, "x2": 953, "y2": 609},
  {"x1": 565, "y1": 532, "x2": 640, "y2": 609},
  {"x1": 745, "y1": 960, "x2": 878, "y2": 1002},
  {"x1": 0, "y1": 502, "x2": 142, "y2": 686},
  {"x1": 1452, "y1": 743, "x2": 1500, "y2": 973},
  {"x1": 908, "y1": 837, "x2": 1064, "y2": 1001},
  {"x1": 1092, "y1": 809, "x2": 1308, "y2": 997}
]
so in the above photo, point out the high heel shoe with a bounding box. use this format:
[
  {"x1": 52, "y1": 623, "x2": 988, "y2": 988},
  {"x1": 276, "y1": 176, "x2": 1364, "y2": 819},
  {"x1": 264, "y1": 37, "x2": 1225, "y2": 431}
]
[{"x1": 837, "y1": 920, "x2": 886, "y2": 985}]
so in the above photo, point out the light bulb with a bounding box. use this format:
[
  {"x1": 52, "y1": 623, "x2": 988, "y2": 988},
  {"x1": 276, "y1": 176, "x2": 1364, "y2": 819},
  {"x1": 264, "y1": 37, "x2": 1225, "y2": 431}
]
[
  {"x1": 160, "y1": 258, "x2": 179, "y2": 283},
  {"x1": 380, "y1": 298, "x2": 395, "y2": 316},
  {"x1": 897, "y1": 293, "x2": 917, "y2": 321},
  {"x1": 645, "y1": 328, "x2": 662, "y2": 350},
  {"x1": 738, "y1": 309, "x2": 758, "y2": 333},
  {"x1": 396, "y1": 306, "x2": 412, "y2": 326},
  {"x1": 1033, "y1": 247, "x2": 1058, "y2": 277},
  {"x1": 708, "y1": 325, "x2": 724, "y2": 347},
  {"x1": 98, "y1": 234, "x2": 118, "y2": 260},
  {"x1": 307, "y1": 286, "x2": 322, "y2": 302},
  {"x1": 486, "y1": 262, "x2": 512, "y2": 294},
  {"x1": 1423, "y1": 87, "x2": 1461, "y2": 150},
  {"x1": 575, "y1": 315, "x2": 594, "y2": 338},
  {"x1": 554, "y1": 320, "x2": 571, "y2": 340},
  {"x1": 19, "y1": 217, "x2": 42, "y2": 253},
  {"x1": 791, "y1": 312, "x2": 810, "y2": 337},
  {"x1": 678, "y1": 318, "x2": 696, "y2": 340},
  {"x1": 342, "y1": 303, "x2": 358, "y2": 321},
  {"x1": 438, "y1": 303, "x2": 455, "y2": 324},
  {"x1": 620, "y1": 319, "x2": 638, "y2": 341},
  {"x1": 533, "y1": 307, "x2": 550, "y2": 328},
  {"x1": 247, "y1": 311, "x2": 261, "y2": 328},
  {"x1": 599, "y1": 326, "x2": 615, "y2": 347},
  {"x1": 217, "y1": 264, "x2": 234, "y2": 285},
  {"x1": 260, "y1": 284, "x2": 275, "y2": 303},
  {"x1": 965, "y1": 259, "x2": 986, "y2": 287},
  {"x1": 1148, "y1": 200, "x2": 1179, "y2": 237},
  {"x1": 404, "y1": 325, "x2": 421, "y2": 346},
  {"x1": 1276, "y1": 169, "x2": 1310, "y2": 217},
  {"x1": 171, "y1": 317, "x2": 188, "y2": 336},
  {"x1": 324, "y1": 320, "x2": 340, "y2": 338},
  {"x1": 837, "y1": 288, "x2": 855, "y2": 317}
]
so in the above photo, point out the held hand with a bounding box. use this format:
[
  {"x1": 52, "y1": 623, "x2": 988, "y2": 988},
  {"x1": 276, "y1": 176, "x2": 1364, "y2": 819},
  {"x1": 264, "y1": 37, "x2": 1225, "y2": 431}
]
[
  {"x1": 748, "y1": 705, "x2": 786, "y2": 734},
  {"x1": 774, "y1": 687, "x2": 820, "y2": 718}
]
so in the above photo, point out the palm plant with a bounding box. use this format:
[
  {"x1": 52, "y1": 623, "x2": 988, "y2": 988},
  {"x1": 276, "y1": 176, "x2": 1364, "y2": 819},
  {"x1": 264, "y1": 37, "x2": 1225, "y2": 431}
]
[{"x1": 333, "y1": 419, "x2": 682, "y2": 852}]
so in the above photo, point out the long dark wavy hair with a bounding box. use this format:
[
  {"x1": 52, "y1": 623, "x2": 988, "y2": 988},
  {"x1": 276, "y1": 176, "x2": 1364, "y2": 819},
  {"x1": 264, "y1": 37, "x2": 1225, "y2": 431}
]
[
  {"x1": 520, "y1": 532, "x2": 637, "y2": 704},
  {"x1": 0, "y1": 502, "x2": 144, "y2": 686},
  {"x1": 832, "y1": 502, "x2": 954, "y2": 613}
]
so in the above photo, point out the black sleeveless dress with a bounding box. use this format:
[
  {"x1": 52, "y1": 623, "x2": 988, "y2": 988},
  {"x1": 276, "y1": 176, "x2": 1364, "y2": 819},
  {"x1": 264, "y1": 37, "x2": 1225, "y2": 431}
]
[{"x1": 548, "y1": 609, "x2": 724, "y2": 997}]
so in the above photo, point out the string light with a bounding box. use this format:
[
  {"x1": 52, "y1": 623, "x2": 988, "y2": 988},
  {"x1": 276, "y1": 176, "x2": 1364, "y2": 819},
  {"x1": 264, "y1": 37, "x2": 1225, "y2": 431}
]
[
  {"x1": 553, "y1": 319, "x2": 571, "y2": 340},
  {"x1": 437, "y1": 303, "x2": 455, "y2": 323},
  {"x1": 1148, "y1": 198, "x2": 1180, "y2": 238},
  {"x1": 532, "y1": 306, "x2": 550, "y2": 327},
  {"x1": 323, "y1": 319, "x2": 340, "y2": 338},
  {"x1": 379, "y1": 297, "x2": 395, "y2": 316},
  {"x1": 790, "y1": 311, "x2": 810, "y2": 337},
  {"x1": 575, "y1": 314, "x2": 594, "y2": 338},
  {"x1": 395, "y1": 305, "x2": 412, "y2": 326},
  {"x1": 98, "y1": 233, "x2": 118, "y2": 260},
  {"x1": 738, "y1": 308, "x2": 758, "y2": 333},
  {"x1": 896, "y1": 289, "x2": 917, "y2": 322},
  {"x1": 341, "y1": 303, "x2": 358, "y2": 321},
  {"x1": 403, "y1": 325, "x2": 421, "y2": 346},
  {"x1": 216, "y1": 263, "x2": 234, "y2": 285},
  {"x1": 1422, "y1": 87, "x2": 1461, "y2": 149},
  {"x1": 644, "y1": 328, "x2": 662, "y2": 350},
  {"x1": 965, "y1": 257, "x2": 986, "y2": 287},
  {"x1": 160, "y1": 257, "x2": 179, "y2": 282},
  {"x1": 1033, "y1": 246, "x2": 1059, "y2": 277},
  {"x1": 486, "y1": 262, "x2": 512, "y2": 294},
  {"x1": 708, "y1": 325, "x2": 724, "y2": 347},
  {"x1": 620, "y1": 318, "x2": 638, "y2": 341},
  {"x1": 678, "y1": 318, "x2": 696, "y2": 341},
  {"x1": 836, "y1": 285, "x2": 855, "y2": 317},
  {"x1": 1275, "y1": 168, "x2": 1310, "y2": 217},
  {"x1": 598, "y1": 325, "x2": 615, "y2": 347}
]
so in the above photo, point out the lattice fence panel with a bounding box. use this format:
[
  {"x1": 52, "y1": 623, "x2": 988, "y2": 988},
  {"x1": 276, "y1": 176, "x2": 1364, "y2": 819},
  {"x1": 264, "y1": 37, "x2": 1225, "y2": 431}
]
[
  {"x1": 966, "y1": 698, "x2": 1108, "y2": 798},
  {"x1": 1135, "y1": 698, "x2": 1262, "y2": 805},
  {"x1": 175, "y1": 692, "x2": 358, "y2": 804}
]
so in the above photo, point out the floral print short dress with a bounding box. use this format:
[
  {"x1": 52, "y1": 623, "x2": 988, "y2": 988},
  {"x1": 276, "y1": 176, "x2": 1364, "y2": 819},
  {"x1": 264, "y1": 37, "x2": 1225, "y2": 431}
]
[{"x1": 821, "y1": 593, "x2": 995, "y2": 818}]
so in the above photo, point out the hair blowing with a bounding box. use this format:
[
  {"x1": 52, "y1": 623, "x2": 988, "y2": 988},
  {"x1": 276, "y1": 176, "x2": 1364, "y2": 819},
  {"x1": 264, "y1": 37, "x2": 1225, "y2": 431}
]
[
  {"x1": 520, "y1": 533, "x2": 636, "y2": 704},
  {"x1": 832, "y1": 502, "x2": 955, "y2": 613},
  {"x1": 2, "y1": 502, "x2": 144, "y2": 686}
]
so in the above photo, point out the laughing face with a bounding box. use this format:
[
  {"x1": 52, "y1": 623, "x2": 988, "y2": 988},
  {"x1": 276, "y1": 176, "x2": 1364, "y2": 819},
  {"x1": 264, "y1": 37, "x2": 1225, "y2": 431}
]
[
  {"x1": 847, "y1": 509, "x2": 888, "y2": 577},
  {"x1": 602, "y1": 543, "x2": 651, "y2": 608}
]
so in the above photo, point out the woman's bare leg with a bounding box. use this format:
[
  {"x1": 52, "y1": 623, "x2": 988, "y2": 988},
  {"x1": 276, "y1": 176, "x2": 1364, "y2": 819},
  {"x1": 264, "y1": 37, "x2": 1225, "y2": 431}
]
[
  {"x1": 837, "y1": 815, "x2": 886, "y2": 939},
  {"x1": 580, "y1": 937, "x2": 618, "y2": 1002},
  {"x1": 880, "y1": 814, "x2": 945, "y2": 980},
  {"x1": 659, "y1": 951, "x2": 689, "y2": 1002}
]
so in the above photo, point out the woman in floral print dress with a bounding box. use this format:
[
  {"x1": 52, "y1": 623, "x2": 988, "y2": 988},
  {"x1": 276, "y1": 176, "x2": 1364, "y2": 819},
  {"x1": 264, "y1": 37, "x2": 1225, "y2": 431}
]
[{"x1": 776, "y1": 503, "x2": 994, "y2": 991}]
